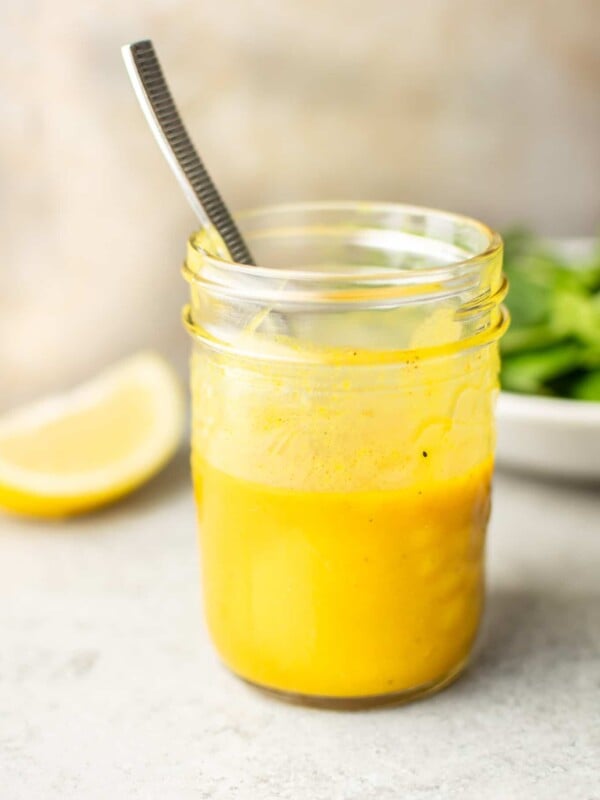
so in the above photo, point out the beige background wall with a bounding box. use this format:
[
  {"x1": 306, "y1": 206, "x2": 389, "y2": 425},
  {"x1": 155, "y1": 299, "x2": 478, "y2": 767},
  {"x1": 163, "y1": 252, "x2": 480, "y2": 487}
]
[{"x1": 1, "y1": 0, "x2": 599, "y2": 408}]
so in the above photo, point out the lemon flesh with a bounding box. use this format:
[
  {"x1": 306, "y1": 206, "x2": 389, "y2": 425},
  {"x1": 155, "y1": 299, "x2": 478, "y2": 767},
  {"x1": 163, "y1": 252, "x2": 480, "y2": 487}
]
[{"x1": 0, "y1": 352, "x2": 184, "y2": 517}]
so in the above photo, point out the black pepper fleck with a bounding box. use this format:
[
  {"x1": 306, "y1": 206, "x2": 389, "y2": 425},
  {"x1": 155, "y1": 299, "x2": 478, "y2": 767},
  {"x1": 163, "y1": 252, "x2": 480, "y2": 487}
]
[{"x1": 422, "y1": 450, "x2": 428, "y2": 458}]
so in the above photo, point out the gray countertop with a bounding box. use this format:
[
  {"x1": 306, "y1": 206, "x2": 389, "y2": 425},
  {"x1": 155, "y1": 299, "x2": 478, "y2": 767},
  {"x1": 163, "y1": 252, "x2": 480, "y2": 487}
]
[{"x1": 2, "y1": 453, "x2": 599, "y2": 799}]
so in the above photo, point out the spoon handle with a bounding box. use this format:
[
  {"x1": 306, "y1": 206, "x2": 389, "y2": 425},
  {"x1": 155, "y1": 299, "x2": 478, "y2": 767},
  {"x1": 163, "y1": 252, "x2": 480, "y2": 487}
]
[{"x1": 122, "y1": 39, "x2": 254, "y2": 265}]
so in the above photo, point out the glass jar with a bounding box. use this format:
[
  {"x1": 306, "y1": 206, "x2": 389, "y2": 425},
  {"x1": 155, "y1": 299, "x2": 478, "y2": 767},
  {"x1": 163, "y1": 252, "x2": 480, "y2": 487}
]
[{"x1": 183, "y1": 202, "x2": 507, "y2": 709}]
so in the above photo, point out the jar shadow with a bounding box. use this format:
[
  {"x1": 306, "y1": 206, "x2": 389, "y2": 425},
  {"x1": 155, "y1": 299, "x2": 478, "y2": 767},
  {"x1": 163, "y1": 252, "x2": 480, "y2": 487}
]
[{"x1": 457, "y1": 585, "x2": 600, "y2": 697}]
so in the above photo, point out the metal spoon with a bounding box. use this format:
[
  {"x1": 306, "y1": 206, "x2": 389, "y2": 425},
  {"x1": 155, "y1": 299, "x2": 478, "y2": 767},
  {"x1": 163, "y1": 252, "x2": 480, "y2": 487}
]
[{"x1": 121, "y1": 39, "x2": 254, "y2": 266}]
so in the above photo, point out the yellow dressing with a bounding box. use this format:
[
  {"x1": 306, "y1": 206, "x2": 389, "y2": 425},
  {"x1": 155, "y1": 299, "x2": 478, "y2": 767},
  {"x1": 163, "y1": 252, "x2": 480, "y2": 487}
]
[
  {"x1": 191, "y1": 338, "x2": 499, "y2": 700},
  {"x1": 197, "y1": 459, "x2": 490, "y2": 698}
]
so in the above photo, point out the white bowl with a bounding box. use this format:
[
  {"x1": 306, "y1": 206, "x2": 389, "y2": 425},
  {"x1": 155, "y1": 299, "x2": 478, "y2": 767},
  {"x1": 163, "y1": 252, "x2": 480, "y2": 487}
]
[
  {"x1": 496, "y1": 392, "x2": 600, "y2": 481},
  {"x1": 496, "y1": 236, "x2": 600, "y2": 481}
]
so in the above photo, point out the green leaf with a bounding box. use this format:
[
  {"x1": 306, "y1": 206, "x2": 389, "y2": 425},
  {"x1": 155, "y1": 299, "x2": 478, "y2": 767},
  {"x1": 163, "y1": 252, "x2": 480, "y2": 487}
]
[
  {"x1": 501, "y1": 324, "x2": 565, "y2": 355},
  {"x1": 550, "y1": 287, "x2": 600, "y2": 346},
  {"x1": 581, "y1": 344, "x2": 600, "y2": 369},
  {"x1": 500, "y1": 228, "x2": 600, "y2": 400},
  {"x1": 569, "y1": 371, "x2": 600, "y2": 402},
  {"x1": 501, "y1": 343, "x2": 581, "y2": 394}
]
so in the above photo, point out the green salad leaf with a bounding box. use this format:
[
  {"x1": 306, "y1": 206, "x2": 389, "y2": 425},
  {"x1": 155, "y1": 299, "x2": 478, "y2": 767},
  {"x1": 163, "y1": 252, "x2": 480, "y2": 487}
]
[
  {"x1": 570, "y1": 371, "x2": 600, "y2": 401},
  {"x1": 500, "y1": 229, "x2": 600, "y2": 402}
]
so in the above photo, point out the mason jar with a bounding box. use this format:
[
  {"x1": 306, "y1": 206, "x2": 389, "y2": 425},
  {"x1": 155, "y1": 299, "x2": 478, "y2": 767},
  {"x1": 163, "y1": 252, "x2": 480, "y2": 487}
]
[{"x1": 183, "y1": 202, "x2": 507, "y2": 709}]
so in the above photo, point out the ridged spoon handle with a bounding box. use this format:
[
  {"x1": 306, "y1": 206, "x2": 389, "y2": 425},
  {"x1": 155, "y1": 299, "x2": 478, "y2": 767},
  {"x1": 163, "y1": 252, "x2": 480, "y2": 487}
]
[{"x1": 121, "y1": 39, "x2": 254, "y2": 265}]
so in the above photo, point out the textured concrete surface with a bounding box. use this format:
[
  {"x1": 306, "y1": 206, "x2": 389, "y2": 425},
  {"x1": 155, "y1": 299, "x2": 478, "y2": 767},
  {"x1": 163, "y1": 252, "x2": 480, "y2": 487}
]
[{"x1": 2, "y1": 453, "x2": 599, "y2": 799}]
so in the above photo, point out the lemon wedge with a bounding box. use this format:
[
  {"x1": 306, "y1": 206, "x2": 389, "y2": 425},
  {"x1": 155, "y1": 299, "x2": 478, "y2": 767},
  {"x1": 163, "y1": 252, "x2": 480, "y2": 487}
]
[{"x1": 0, "y1": 352, "x2": 185, "y2": 517}]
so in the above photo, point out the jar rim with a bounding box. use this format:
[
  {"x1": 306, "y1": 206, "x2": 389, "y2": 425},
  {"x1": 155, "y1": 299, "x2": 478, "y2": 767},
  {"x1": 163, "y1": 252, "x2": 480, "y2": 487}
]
[
  {"x1": 185, "y1": 201, "x2": 502, "y2": 288},
  {"x1": 182, "y1": 302, "x2": 509, "y2": 365},
  {"x1": 183, "y1": 202, "x2": 507, "y2": 363}
]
